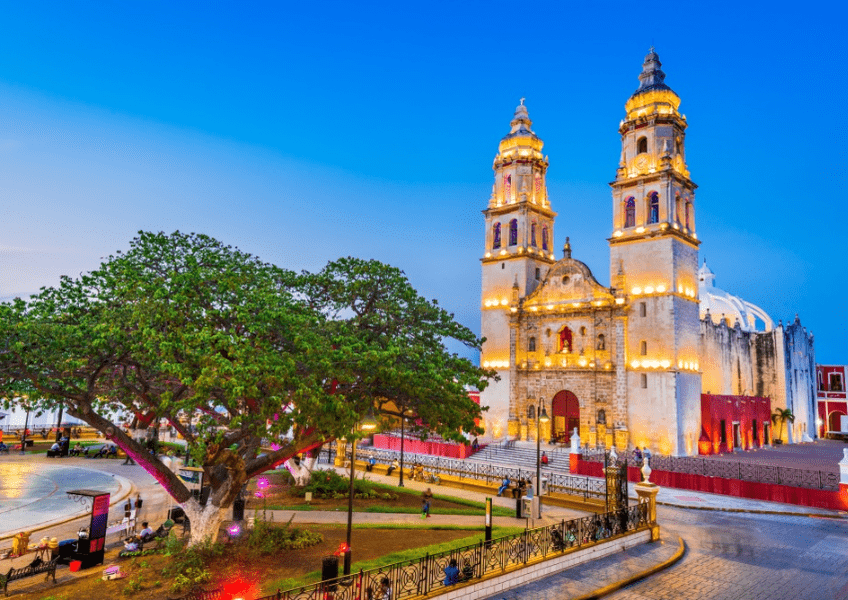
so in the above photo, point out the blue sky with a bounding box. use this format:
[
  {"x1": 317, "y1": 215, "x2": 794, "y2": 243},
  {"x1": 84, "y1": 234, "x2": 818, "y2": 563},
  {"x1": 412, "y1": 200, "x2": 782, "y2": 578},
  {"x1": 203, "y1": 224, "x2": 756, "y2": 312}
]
[{"x1": 0, "y1": 1, "x2": 845, "y2": 363}]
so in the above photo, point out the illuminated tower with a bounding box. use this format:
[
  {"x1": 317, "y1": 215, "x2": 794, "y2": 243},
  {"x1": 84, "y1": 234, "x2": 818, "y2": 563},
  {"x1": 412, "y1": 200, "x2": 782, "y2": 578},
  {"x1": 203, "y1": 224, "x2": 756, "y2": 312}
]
[
  {"x1": 609, "y1": 50, "x2": 702, "y2": 455},
  {"x1": 480, "y1": 100, "x2": 557, "y2": 439}
]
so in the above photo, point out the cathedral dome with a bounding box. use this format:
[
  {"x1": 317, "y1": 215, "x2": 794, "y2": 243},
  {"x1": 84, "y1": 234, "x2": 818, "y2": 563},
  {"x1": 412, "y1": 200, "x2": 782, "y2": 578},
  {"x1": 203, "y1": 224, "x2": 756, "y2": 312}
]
[{"x1": 698, "y1": 260, "x2": 774, "y2": 332}]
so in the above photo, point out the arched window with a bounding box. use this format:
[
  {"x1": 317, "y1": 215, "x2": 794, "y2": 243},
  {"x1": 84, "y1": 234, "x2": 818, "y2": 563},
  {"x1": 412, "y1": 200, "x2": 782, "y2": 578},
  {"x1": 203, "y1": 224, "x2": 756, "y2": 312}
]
[
  {"x1": 528, "y1": 405, "x2": 535, "y2": 420},
  {"x1": 625, "y1": 197, "x2": 636, "y2": 228},
  {"x1": 685, "y1": 201, "x2": 691, "y2": 228},
  {"x1": 597, "y1": 409, "x2": 606, "y2": 425},
  {"x1": 675, "y1": 194, "x2": 681, "y2": 224},
  {"x1": 504, "y1": 174, "x2": 512, "y2": 204},
  {"x1": 579, "y1": 326, "x2": 587, "y2": 336},
  {"x1": 541, "y1": 225, "x2": 549, "y2": 251},
  {"x1": 596, "y1": 334, "x2": 606, "y2": 351},
  {"x1": 509, "y1": 219, "x2": 518, "y2": 246},
  {"x1": 492, "y1": 223, "x2": 501, "y2": 249},
  {"x1": 528, "y1": 337, "x2": 536, "y2": 352},
  {"x1": 637, "y1": 137, "x2": 648, "y2": 154},
  {"x1": 559, "y1": 327, "x2": 573, "y2": 353},
  {"x1": 530, "y1": 222, "x2": 537, "y2": 246},
  {"x1": 640, "y1": 340, "x2": 647, "y2": 355},
  {"x1": 649, "y1": 192, "x2": 659, "y2": 224}
]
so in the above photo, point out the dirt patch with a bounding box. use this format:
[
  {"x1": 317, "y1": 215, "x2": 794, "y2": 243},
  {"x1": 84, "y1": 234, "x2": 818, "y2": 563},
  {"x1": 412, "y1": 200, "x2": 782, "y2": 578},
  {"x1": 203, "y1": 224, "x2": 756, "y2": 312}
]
[
  {"x1": 9, "y1": 526, "x2": 481, "y2": 600},
  {"x1": 245, "y1": 471, "x2": 475, "y2": 513}
]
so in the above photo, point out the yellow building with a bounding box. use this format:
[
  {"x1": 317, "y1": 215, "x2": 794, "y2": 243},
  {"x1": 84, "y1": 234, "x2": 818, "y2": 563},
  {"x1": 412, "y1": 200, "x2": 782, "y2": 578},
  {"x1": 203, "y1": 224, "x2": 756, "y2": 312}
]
[{"x1": 479, "y1": 50, "x2": 816, "y2": 456}]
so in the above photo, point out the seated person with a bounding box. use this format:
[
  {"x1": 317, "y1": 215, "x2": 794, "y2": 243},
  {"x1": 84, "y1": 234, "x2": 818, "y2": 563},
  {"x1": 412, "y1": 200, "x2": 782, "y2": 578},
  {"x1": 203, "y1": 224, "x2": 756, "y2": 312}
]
[
  {"x1": 386, "y1": 459, "x2": 399, "y2": 476},
  {"x1": 123, "y1": 536, "x2": 140, "y2": 552},
  {"x1": 0, "y1": 441, "x2": 8, "y2": 453},
  {"x1": 138, "y1": 522, "x2": 154, "y2": 541},
  {"x1": 50, "y1": 441, "x2": 61, "y2": 452},
  {"x1": 497, "y1": 476, "x2": 511, "y2": 496},
  {"x1": 94, "y1": 445, "x2": 109, "y2": 458},
  {"x1": 70, "y1": 442, "x2": 83, "y2": 456},
  {"x1": 107, "y1": 444, "x2": 118, "y2": 457},
  {"x1": 443, "y1": 558, "x2": 460, "y2": 586},
  {"x1": 365, "y1": 456, "x2": 376, "y2": 472},
  {"x1": 541, "y1": 451, "x2": 549, "y2": 465},
  {"x1": 412, "y1": 464, "x2": 424, "y2": 481},
  {"x1": 511, "y1": 478, "x2": 527, "y2": 499}
]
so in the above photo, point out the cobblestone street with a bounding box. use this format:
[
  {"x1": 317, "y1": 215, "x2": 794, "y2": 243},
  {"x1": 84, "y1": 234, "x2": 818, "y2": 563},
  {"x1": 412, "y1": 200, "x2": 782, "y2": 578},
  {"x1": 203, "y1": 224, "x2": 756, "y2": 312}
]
[{"x1": 486, "y1": 506, "x2": 848, "y2": 600}]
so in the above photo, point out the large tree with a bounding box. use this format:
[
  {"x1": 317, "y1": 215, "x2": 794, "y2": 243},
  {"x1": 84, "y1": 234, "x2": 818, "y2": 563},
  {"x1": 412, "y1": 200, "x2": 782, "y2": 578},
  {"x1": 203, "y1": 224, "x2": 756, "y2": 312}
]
[{"x1": 0, "y1": 232, "x2": 490, "y2": 543}]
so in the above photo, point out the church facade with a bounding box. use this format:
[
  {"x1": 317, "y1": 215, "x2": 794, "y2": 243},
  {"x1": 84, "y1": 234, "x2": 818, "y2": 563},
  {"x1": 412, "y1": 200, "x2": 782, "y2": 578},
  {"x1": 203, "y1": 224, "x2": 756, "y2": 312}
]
[{"x1": 479, "y1": 51, "x2": 816, "y2": 456}]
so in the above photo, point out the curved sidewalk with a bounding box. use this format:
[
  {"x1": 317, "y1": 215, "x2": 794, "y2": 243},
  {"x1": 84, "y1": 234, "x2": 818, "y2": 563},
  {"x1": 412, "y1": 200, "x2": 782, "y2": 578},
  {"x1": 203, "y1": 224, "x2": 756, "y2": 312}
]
[{"x1": 637, "y1": 481, "x2": 848, "y2": 517}]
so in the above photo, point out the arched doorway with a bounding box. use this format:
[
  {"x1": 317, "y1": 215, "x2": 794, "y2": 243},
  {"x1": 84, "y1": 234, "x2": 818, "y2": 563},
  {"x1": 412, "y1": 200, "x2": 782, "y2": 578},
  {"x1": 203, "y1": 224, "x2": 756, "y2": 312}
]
[
  {"x1": 828, "y1": 411, "x2": 846, "y2": 434},
  {"x1": 552, "y1": 390, "x2": 579, "y2": 443}
]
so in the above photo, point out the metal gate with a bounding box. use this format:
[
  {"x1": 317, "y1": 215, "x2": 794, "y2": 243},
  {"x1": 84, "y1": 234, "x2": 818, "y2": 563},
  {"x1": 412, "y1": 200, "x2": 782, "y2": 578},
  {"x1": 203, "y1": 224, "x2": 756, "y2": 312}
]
[{"x1": 604, "y1": 453, "x2": 629, "y2": 512}]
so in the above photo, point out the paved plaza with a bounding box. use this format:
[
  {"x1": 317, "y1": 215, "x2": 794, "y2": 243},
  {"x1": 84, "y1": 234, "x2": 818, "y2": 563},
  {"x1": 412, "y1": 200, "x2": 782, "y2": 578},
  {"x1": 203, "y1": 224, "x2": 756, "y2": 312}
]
[
  {"x1": 0, "y1": 453, "x2": 172, "y2": 544},
  {"x1": 1, "y1": 453, "x2": 847, "y2": 599}
]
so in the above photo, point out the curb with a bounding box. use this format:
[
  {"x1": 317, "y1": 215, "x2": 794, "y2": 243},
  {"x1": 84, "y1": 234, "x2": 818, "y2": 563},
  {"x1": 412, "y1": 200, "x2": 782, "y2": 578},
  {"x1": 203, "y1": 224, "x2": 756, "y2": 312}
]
[
  {"x1": 653, "y1": 499, "x2": 848, "y2": 519},
  {"x1": 0, "y1": 468, "x2": 136, "y2": 543},
  {"x1": 572, "y1": 536, "x2": 686, "y2": 600}
]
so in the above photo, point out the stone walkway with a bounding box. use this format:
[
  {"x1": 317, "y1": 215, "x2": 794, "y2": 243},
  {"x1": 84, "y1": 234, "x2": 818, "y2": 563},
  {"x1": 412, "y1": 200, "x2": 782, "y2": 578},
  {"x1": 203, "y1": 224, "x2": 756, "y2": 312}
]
[{"x1": 480, "y1": 536, "x2": 683, "y2": 600}]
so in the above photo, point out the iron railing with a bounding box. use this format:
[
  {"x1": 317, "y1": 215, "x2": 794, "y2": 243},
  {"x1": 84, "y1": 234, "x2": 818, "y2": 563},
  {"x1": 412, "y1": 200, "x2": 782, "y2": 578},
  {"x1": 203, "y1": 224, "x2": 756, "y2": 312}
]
[
  {"x1": 328, "y1": 446, "x2": 606, "y2": 501},
  {"x1": 268, "y1": 503, "x2": 649, "y2": 600},
  {"x1": 581, "y1": 448, "x2": 840, "y2": 491}
]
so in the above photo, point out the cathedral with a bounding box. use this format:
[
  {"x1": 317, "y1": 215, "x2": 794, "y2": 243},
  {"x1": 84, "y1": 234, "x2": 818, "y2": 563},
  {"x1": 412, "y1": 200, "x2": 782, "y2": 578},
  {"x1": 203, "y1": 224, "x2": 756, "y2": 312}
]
[{"x1": 478, "y1": 50, "x2": 816, "y2": 456}]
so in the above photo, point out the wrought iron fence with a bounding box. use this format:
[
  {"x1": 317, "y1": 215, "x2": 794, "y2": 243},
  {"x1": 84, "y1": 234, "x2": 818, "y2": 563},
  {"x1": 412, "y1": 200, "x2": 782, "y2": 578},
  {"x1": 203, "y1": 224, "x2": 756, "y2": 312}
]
[
  {"x1": 332, "y1": 445, "x2": 606, "y2": 501},
  {"x1": 264, "y1": 502, "x2": 649, "y2": 600},
  {"x1": 581, "y1": 448, "x2": 840, "y2": 491}
]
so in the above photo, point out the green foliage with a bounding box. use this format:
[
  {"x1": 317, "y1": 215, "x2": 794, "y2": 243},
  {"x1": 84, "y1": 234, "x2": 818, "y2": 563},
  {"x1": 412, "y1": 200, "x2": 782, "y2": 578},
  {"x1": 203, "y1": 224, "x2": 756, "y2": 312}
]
[
  {"x1": 771, "y1": 408, "x2": 796, "y2": 442},
  {"x1": 162, "y1": 536, "x2": 223, "y2": 592},
  {"x1": 0, "y1": 233, "x2": 492, "y2": 540},
  {"x1": 170, "y1": 567, "x2": 212, "y2": 594},
  {"x1": 245, "y1": 518, "x2": 323, "y2": 555},
  {"x1": 297, "y1": 470, "x2": 398, "y2": 500},
  {"x1": 122, "y1": 576, "x2": 144, "y2": 595}
]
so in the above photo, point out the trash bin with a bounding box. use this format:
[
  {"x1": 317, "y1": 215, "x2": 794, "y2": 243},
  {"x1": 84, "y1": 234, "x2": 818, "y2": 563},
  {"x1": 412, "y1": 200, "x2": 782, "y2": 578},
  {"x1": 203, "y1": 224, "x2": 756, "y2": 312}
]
[
  {"x1": 321, "y1": 556, "x2": 339, "y2": 590},
  {"x1": 516, "y1": 495, "x2": 525, "y2": 518},
  {"x1": 232, "y1": 498, "x2": 245, "y2": 521}
]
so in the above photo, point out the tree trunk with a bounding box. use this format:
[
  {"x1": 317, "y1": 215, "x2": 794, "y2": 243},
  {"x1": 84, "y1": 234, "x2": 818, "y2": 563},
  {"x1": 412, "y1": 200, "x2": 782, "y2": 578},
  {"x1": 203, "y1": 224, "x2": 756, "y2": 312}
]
[{"x1": 181, "y1": 498, "x2": 227, "y2": 545}]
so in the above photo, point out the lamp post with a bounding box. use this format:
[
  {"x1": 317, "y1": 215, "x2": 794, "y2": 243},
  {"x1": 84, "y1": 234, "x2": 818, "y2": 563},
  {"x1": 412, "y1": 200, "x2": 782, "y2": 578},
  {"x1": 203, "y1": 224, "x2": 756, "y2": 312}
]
[
  {"x1": 20, "y1": 408, "x2": 30, "y2": 455},
  {"x1": 345, "y1": 411, "x2": 377, "y2": 575},
  {"x1": 398, "y1": 408, "x2": 414, "y2": 487},
  {"x1": 535, "y1": 397, "x2": 550, "y2": 519}
]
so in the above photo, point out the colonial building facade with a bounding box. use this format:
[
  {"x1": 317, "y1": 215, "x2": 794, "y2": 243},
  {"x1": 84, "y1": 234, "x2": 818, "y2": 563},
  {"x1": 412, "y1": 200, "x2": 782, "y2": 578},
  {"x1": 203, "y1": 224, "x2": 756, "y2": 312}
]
[{"x1": 479, "y1": 51, "x2": 816, "y2": 456}]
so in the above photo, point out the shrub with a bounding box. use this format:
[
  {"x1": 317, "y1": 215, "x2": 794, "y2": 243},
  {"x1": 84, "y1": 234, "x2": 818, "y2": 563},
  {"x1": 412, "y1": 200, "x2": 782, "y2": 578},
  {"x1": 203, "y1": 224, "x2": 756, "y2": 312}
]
[
  {"x1": 244, "y1": 516, "x2": 323, "y2": 555},
  {"x1": 297, "y1": 470, "x2": 384, "y2": 499}
]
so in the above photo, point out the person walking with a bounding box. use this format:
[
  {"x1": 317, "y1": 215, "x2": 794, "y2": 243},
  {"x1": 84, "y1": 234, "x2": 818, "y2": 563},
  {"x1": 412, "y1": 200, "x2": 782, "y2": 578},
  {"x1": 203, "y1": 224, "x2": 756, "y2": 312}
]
[
  {"x1": 124, "y1": 500, "x2": 132, "y2": 520},
  {"x1": 421, "y1": 487, "x2": 433, "y2": 518},
  {"x1": 134, "y1": 494, "x2": 144, "y2": 520}
]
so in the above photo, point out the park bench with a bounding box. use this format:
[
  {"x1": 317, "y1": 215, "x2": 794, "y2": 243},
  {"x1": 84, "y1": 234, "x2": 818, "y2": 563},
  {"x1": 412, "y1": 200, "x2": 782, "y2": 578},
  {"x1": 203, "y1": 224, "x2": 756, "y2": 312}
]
[{"x1": 2, "y1": 558, "x2": 58, "y2": 596}]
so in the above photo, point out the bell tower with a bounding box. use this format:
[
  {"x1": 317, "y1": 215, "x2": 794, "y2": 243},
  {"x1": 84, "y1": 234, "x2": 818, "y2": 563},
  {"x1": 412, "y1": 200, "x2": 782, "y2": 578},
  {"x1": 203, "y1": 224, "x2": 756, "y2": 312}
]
[
  {"x1": 609, "y1": 50, "x2": 702, "y2": 455},
  {"x1": 480, "y1": 100, "x2": 557, "y2": 439}
]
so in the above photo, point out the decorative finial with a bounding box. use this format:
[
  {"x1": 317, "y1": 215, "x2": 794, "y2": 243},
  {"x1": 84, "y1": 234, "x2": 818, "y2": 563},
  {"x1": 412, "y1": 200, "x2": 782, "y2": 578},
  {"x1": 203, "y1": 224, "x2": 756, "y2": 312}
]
[
  {"x1": 563, "y1": 236, "x2": 572, "y2": 259},
  {"x1": 520, "y1": 97, "x2": 525, "y2": 106}
]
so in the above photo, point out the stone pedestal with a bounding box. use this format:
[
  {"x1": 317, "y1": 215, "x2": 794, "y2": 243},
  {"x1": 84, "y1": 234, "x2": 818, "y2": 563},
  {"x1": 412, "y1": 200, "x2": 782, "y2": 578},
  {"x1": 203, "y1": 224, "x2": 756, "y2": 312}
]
[
  {"x1": 569, "y1": 428, "x2": 582, "y2": 474},
  {"x1": 635, "y1": 482, "x2": 660, "y2": 541}
]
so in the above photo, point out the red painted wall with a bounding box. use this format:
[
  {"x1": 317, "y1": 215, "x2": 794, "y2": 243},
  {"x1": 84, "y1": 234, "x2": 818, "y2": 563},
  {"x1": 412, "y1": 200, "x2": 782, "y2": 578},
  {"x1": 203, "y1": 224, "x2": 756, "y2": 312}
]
[
  {"x1": 700, "y1": 394, "x2": 772, "y2": 454},
  {"x1": 573, "y1": 457, "x2": 848, "y2": 512}
]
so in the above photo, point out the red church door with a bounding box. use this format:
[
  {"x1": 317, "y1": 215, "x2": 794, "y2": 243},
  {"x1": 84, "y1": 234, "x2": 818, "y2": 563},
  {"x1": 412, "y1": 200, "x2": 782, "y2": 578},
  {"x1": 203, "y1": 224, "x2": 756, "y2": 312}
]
[{"x1": 552, "y1": 390, "x2": 580, "y2": 443}]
